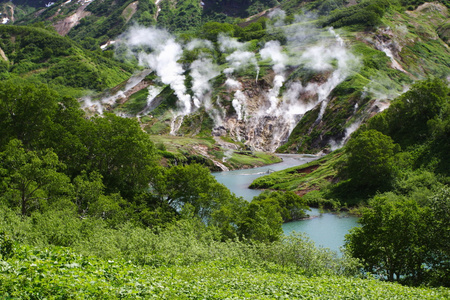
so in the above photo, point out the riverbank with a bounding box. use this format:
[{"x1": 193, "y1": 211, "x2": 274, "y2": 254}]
[
  {"x1": 150, "y1": 135, "x2": 282, "y2": 171},
  {"x1": 213, "y1": 154, "x2": 321, "y2": 200},
  {"x1": 250, "y1": 150, "x2": 344, "y2": 201}
]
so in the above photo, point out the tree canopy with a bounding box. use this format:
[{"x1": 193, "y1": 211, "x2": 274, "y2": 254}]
[
  {"x1": 345, "y1": 188, "x2": 450, "y2": 286},
  {"x1": 338, "y1": 129, "x2": 400, "y2": 193}
]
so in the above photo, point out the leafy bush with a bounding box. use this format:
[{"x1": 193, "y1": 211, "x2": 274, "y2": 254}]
[
  {"x1": 345, "y1": 187, "x2": 450, "y2": 286},
  {"x1": 252, "y1": 191, "x2": 309, "y2": 222},
  {"x1": 303, "y1": 190, "x2": 341, "y2": 210},
  {"x1": 323, "y1": 0, "x2": 391, "y2": 28},
  {"x1": 337, "y1": 129, "x2": 400, "y2": 191},
  {"x1": 0, "y1": 223, "x2": 448, "y2": 298},
  {"x1": 0, "y1": 231, "x2": 14, "y2": 259},
  {"x1": 157, "y1": 0, "x2": 203, "y2": 32}
]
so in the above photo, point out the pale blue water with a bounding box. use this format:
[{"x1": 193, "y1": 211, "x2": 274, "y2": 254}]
[
  {"x1": 213, "y1": 154, "x2": 319, "y2": 200},
  {"x1": 212, "y1": 154, "x2": 359, "y2": 254},
  {"x1": 283, "y1": 208, "x2": 358, "y2": 253}
]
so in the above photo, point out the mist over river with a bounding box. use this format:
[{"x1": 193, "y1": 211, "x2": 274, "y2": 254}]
[{"x1": 212, "y1": 154, "x2": 359, "y2": 254}]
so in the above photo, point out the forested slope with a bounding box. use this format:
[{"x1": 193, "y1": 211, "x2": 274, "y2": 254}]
[{"x1": 0, "y1": 25, "x2": 131, "y2": 95}]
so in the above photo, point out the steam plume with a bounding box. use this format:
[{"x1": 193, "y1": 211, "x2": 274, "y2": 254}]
[
  {"x1": 90, "y1": 15, "x2": 362, "y2": 152},
  {"x1": 260, "y1": 40, "x2": 288, "y2": 113}
]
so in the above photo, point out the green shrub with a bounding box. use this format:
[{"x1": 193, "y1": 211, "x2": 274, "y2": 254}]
[{"x1": 323, "y1": 0, "x2": 391, "y2": 28}]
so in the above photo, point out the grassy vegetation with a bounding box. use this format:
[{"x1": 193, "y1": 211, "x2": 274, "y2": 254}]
[
  {"x1": 226, "y1": 151, "x2": 282, "y2": 169},
  {"x1": 1, "y1": 209, "x2": 448, "y2": 298},
  {"x1": 149, "y1": 135, "x2": 281, "y2": 170},
  {"x1": 1, "y1": 233, "x2": 448, "y2": 298},
  {"x1": 250, "y1": 150, "x2": 343, "y2": 200},
  {"x1": 115, "y1": 88, "x2": 149, "y2": 115},
  {"x1": 0, "y1": 25, "x2": 131, "y2": 96}
]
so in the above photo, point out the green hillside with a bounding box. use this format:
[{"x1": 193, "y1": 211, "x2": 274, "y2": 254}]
[
  {"x1": 0, "y1": 25, "x2": 131, "y2": 96},
  {"x1": 279, "y1": 1, "x2": 450, "y2": 153}
]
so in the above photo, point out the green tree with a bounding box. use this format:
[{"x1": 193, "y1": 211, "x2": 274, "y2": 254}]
[
  {"x1": 237, "y1": 197, "x2": 283, "y2": 243},
  {"x1": 72, "y1": 171, "x2": 104, "y2": 216},
  {"x1": 210, "y1": 196, "x2": 247, "y2": 240},
  {"x1": 0, "y1": 79, "x2": 86, "y2": 169},
  {"x1": 78, "y1": 114, "x2": 156, "y2": 199},
  {"x1": 345, "y1": 193, "x2": 429, "y2": 283},
  {"x1": 252, "y1": 191, "x2": 309, "y2": 222},
  {"x1": 41, "y1": 95, "x2": 86, "y2": 178},
  {"x1": 368, "y1": 78, "x2": 449, "y2": 147},
  {"x1": 0, "y1": 140, "x2": 71, "y2": 216},
  {"x1": 199, "y1": 22, "x2": 236, "y2": 41},
  {"x1": 131, "y1": 191, "x2": 179, "y2": 228},
  {"x1": 423, "y1": 187, "x2": 450, "y2": 286},
  {"x1": 323, "y1": 0, "x2": 390, "y2": 28},
  {"x1": 152, "y1": 164, "x2": 237, "y2": 222},
  {"x1": 339, "y1": 129, "x2": 400, "y2": 191},
  {"x1": 0, "y1": 79, "x2": 59, "y2": 149}
]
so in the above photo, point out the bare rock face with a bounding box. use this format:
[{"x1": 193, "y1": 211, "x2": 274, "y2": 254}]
[
  {"x1": 214, "y1": 75, "x2": 314, "y2": 152},
  {"x1": 53, "y1": 2, "x2": 92, "y2": 36},
  {"x1": 372, "y1": 27, "x2": 408, "y2": 74},
  {"x1": 0, "y1": 46, "x2": 8, "y2": 61},
  {"x1": 222, "y1": 113, "x2": 302, "y2": 152}
]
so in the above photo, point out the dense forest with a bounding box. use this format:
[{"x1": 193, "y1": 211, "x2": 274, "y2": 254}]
[{"x1": 0, "y1": 0, "x2": 449, "y2": 297}]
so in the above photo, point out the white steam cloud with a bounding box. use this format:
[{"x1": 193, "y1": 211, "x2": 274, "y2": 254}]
[
  {"x1": 298, "y1": 27, "x2": 359, "y2": 121},
  {"x1": 268, "y1": 9, "x2": 287, "y2": 27},
  {"x1": 84, "y1": 14, "x2": 361, "y2": 152},
  {"x1": 219, "y1": 34, "x2": 260, "y2": 81},
  {"x1": 329, "y1": 120, "x2": 362, "y2": 151},
  {"x1": 116, "y1": 26, "x2": 223, "y2": 134},
  {"x1": 227, "y1": 16, "x2": 360, "y2": 151},
  {"x1": 137, "y1": 85, "x2": 164, "y2": 117},
  {"x1": 135, "y1": 37, "x2": 191, "y2": 116},
  {"x1": 260, "y1": 40, "x2": 288, "y2": 113}
]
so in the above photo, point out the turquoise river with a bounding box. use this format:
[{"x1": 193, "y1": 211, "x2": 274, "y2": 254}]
[{"x1": 213, "y1": 154, "x2": 359, "y2": 254}]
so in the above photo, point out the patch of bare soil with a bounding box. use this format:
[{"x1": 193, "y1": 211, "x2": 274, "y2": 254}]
[
  {"x1": 121, "y1": 1, "x2": 138, "y2": 23},
  {"x1": 291, "y1": 165, "x2": 319, "y2": 174},
  {"x1": 192, "y1": 144, "x2": 230, "y2": 171},
  {"x1": 53, "y1": 3, "x2": 92, "y2": 36},
  {"x1": 413, "y1": 2, "x2": 448, "y2": 14},
  {"x1": 213, "y1": 136, "x2": 241, "y2": 150},
  {"x1": 0, "y1": 46, "x2": 8, "y2": 61},
  {"x1": 295, "y1": 187, "x2": 317, "y2": 197}
]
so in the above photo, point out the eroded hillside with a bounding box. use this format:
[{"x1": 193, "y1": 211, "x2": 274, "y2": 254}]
[{"x1": 1, "y1": 0, "x2": 449, "y2": 159}]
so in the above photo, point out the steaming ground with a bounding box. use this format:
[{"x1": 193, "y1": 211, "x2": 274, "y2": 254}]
[{"x1": 82, "y1": 11, "x2": 361, "y2": 152}]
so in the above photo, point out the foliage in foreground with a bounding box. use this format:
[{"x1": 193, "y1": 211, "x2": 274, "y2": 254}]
[
  {"x1": 333, "y1": 78, "x2": 450, "y2": 286},
  {"x1": 1, "y1": 239, "x2": 448, "y2": 299},
  {"x1": 0, "y1": 204, "x2": 347, "y2": 273},
  {"x1": 345, "y1": 187, "x2": 450, "y2": 287}
]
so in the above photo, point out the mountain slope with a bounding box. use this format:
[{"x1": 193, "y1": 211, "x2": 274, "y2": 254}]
[
  {"x1": 0, "y1": 25, "x2": 131, "y2": 95},
  {"x1": 1, "y1": 0, "x2": 449, "y2": 156},
  {"x1": 87, "y1": 2, "x2": 449, "y2": 154},
  {"x1": 278, "y1": 2, "x2": 450, "y2": 153}
]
